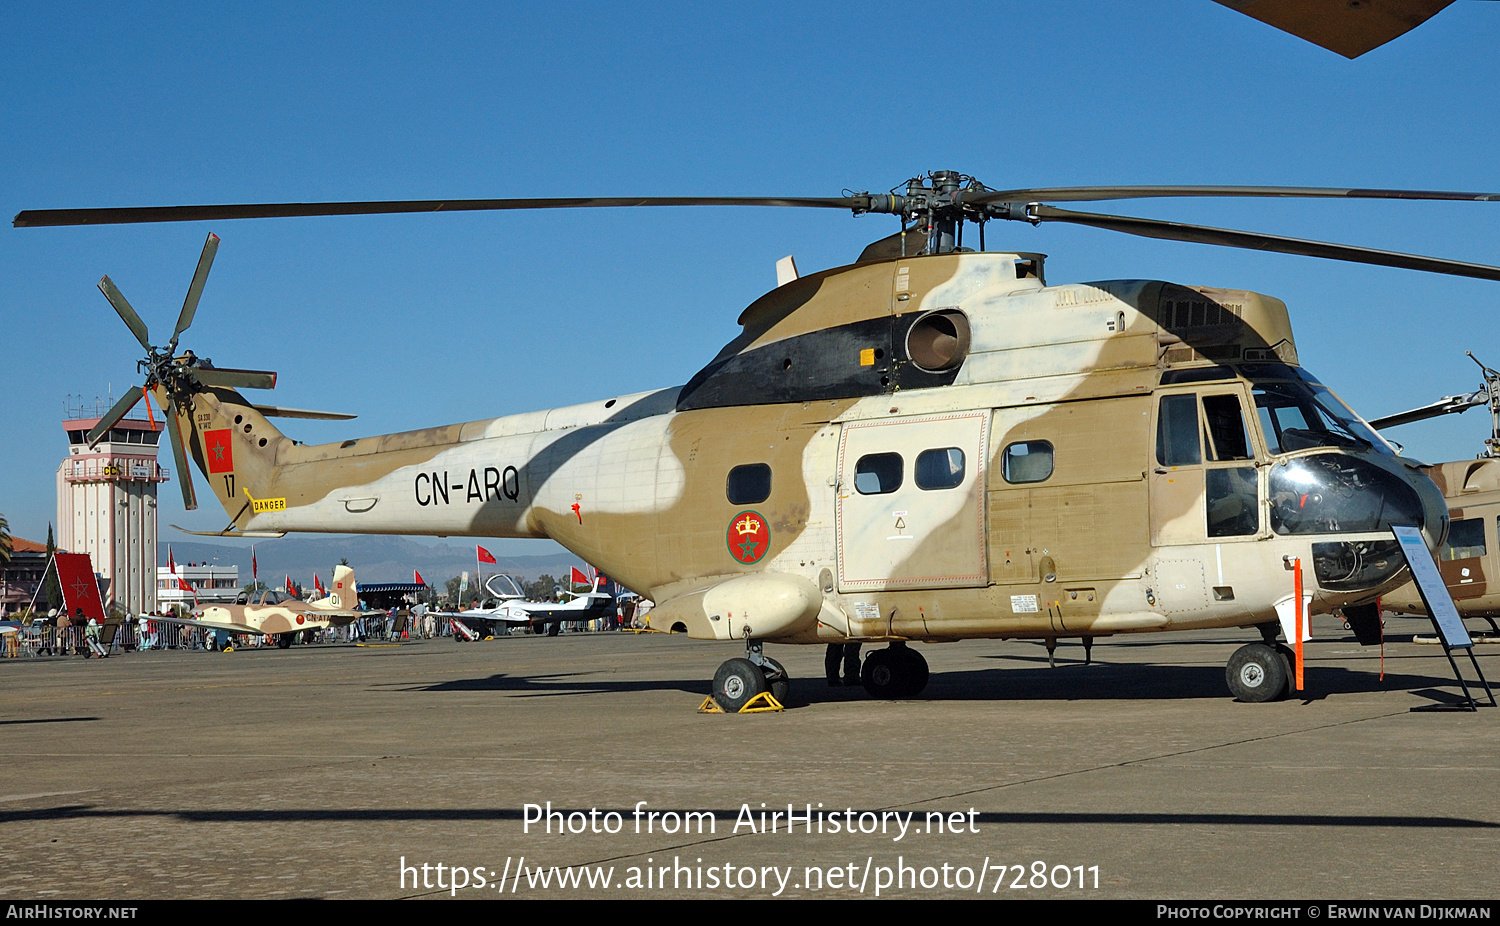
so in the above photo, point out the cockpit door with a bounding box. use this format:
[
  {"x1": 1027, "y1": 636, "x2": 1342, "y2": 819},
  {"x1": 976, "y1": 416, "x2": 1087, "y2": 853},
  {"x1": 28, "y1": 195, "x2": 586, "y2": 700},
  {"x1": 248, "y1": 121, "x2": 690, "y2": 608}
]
[{"x1": 1150, "y1": 387, "x2": 1262, "y2": 546}]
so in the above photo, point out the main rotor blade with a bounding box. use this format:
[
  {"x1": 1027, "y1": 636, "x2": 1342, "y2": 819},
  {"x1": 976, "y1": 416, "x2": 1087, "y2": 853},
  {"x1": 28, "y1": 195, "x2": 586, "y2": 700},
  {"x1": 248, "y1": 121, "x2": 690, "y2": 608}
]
[
  {"x1": 1022, "y1": 204, "x2": 1500, "y2": 282},
  {"x1": 249, "y1": 404, "x2": 355, "y2": 420},
  {"x1": 15, "y1": 195, "x2": 860, "y2": 227},
  {"x1": 195, "y1": 367, "x2": 277, "y2": 390},
  {"x1": 1212, "y1": 0, "x2": 1455, "y2": 60},
  {"x1": 85, "y1": 386, "x2": 144, "y2": 446},
  {"x1": 165, "y1": 399, "x2": 197, "y2": 511},
  {"x1": 969, "y1": 185, "x2": 1500, "y2": 206},
  {"x1": 98, "y1": 276, "x2": 152, "y2": 350},
  {"x1": 1369, "y1": 391, "x2": 1489, "y2": 430},
  {"x1": 172, "y1": 233, "x2": 219, "y2": 345}
]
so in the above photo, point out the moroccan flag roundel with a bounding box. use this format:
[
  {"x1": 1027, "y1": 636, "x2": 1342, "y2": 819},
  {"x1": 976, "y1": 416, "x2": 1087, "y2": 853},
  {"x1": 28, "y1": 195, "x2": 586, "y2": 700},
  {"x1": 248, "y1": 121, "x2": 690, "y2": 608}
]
[{"x1": 726, "y1": 510, "x2": 770, "y2": 565}]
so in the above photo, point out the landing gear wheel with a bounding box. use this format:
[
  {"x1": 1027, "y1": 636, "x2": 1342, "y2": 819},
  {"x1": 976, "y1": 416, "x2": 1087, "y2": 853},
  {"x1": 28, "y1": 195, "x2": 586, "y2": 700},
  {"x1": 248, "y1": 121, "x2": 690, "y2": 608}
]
[
  {"x1": 759, "y1": 656, "x2": 791, "y2": 705},
  {"x1": 712, "y1": 657, "x2": 769, "y2": 712},
  {"x1": 1226, "y1": 642, "x2": 1290, "y2": 702},
  {"x1": 276, "y1": 633, "x2": 293, "y2": 649},
  {"x1": 894, "y1": 646, "x2": 929, "y2": 697},
  {"x1": 1274, "y1": 642, "x2": 1296, "y2": 666},
  {"x1": 861, "y1": 648, "x2": 900, "y2": 698}
]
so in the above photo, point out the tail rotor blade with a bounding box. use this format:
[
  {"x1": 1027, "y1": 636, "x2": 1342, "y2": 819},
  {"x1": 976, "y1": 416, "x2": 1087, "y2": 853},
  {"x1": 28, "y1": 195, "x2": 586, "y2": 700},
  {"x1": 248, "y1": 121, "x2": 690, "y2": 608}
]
[
  {"x1": 85, "y1": 386, "x2": 144, "y2": 446},
  {"x1": 172, "y1": 233, "x2": 219, "y2": 347},
  {"x1": 195, "y1": 367, "x2": 277, "y2": 390},
  {"x1": 98, "y1": 276, "x2": 152, "y2": 350},
  {"x1": 165, "y1": 399, "x2": 198, "y2": 511}
]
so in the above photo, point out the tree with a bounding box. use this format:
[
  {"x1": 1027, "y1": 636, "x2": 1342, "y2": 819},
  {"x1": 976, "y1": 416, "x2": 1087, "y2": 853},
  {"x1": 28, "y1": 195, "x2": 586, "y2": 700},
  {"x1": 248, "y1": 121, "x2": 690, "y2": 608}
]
[
  {"x1": 0, "y1": 511, "x2": 11, "y2": 566},
  {"x1": 43, "y1": 524, "x2": 61, "y2": 611},
  {"x1": 524, "y1": 574, "x2": 558, "y2": 601}
]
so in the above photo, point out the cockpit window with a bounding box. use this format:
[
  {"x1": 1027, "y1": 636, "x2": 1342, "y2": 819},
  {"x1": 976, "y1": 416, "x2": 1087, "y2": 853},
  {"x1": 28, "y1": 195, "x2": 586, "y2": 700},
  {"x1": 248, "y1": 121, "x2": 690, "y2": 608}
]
[
  {"x1": 1202, "y1": 394, "x2": 1253, "y2": 461},
  {"x1": 1156, "y1": 394, "x2": 1201, "y2": 466},
  {"x1": 1268, "y1": 454, "x2": 1423, "y2": 535},
  {"x1": 1253, "y1": 381, "x2": 1392, "y2": 456}
]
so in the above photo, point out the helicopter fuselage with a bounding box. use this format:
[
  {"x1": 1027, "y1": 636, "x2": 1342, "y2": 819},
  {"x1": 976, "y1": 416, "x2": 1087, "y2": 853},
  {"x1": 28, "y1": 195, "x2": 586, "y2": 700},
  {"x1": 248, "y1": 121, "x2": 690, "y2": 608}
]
[{"x1": 171, "y1": 250, "x2": 1447, "y2": 649}]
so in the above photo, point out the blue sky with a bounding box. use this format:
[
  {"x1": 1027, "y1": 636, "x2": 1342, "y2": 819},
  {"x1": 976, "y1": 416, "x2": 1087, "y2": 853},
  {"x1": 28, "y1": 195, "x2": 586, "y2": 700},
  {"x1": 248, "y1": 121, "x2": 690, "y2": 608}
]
[{"x1": 4, "y1": 1, "x2": 1499, "y2": 549}]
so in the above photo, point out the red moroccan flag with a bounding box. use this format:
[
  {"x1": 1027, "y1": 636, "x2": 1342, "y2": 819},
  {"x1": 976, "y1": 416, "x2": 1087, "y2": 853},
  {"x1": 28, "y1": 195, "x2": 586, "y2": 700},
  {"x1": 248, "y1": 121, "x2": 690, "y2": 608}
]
[
  {"x1": 55, "y1": 553, "x2": 107, "y2": 623},
  {"x1": 285, "y1": 575, "x2": 295, "y2": 595},
  {"x1": 570, "y1": 566, "x2": 589, "y2": 587},
  {"x1": 204, "y1": 429, "x2": 234, "y2": 474},
  {"x1": 414, "y1": 569, "x2": 425, "y2": 585},
  {"x1": 315, "y1": 574, "x2": 325, "y2": 597},
  {"x1": 476, "y1": 545, "x2": 496, "y2": 564}
]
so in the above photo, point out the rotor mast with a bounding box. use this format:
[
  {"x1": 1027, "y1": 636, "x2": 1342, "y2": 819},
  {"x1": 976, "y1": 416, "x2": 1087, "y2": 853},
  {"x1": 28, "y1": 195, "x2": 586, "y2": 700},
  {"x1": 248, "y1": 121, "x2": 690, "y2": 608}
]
[{"x1": 851, "y1": 170, "x2": 990, "y2": 256}]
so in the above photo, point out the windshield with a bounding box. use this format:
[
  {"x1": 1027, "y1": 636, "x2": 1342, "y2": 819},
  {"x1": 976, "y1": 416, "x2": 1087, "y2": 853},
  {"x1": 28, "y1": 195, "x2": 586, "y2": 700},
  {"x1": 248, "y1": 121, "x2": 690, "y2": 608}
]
[
  {"x1": 1252, "y1": 379, "x2": 1392, "y2": 456},
  {"x1": 484, "y1": 574, "x2": 525, "y2": 598},
  {"x1": 1268, "y1": 454, "x2": 1423, "y2": 535}
]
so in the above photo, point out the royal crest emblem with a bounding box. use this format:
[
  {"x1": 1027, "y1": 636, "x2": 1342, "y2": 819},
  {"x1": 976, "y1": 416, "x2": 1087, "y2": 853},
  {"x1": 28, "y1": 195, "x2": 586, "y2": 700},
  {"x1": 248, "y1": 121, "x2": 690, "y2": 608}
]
[{"x1": 726, "y1": 510, "x2": 769, "y2": 565}]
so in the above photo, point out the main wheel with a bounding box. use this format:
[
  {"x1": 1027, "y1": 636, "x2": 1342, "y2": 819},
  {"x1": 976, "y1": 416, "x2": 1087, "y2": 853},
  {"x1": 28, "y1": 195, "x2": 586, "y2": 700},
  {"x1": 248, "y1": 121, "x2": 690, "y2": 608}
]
[
  {"x1": 759, "y1": 656, "x2": 791, "y2": 705},
  {"x1": 895, "y1": 646, "x2": 929, "y2": 697},
  {"x1": 712, "y1": 657, "x2": 769, "y2": 712},
  {"x1": 276, "y1": 633, "x2": 293, "y2": 649},
  {"x1": 861, "y1": 648, "x2": 903, "y2": 698},
  {"x1": 1226, "y1": 643, "x2": 1290, "y2": 702}
]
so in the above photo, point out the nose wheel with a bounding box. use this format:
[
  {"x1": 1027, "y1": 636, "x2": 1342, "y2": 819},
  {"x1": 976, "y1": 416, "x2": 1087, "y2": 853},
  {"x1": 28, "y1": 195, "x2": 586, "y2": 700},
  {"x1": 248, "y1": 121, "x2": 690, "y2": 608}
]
[
  {"x1": 861, "y1": 642, "x2": 929, "y2": 698},
  {"x1": 710, "y1": 643, "x2": 791, "y2": 711},
  {"x1": 1225, "y1": 642, "x2": 1291, "y2": 702}
]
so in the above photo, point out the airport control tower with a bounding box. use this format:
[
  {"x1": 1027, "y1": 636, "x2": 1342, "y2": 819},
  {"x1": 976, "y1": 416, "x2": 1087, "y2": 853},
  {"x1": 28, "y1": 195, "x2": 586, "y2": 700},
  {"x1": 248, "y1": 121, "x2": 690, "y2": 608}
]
[{"x1": 56, "y1": 400, "x2": 169, "y2": 615}]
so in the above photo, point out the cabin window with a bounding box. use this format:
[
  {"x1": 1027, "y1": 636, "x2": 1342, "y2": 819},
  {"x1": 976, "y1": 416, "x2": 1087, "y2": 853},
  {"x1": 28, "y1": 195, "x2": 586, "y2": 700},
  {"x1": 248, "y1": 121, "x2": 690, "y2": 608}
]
[
  {"x1": 1002, "y1": 441, "x2": 1054, "y2": 484},
  {"x1": 915, "y1": 448, "x2": 966, "y2": 490},
  {"x1": 854, "y1": 452, "x2": 903, "y2": 495},
  {"x1": 1444, "y1": 518, "x2": 1487, "y2": 560},
  {"x1": 726, "y1": 463, "x2": 772, "y2": 505},
  {"x1": 1156, "y1": 394, "x2": 1202, "y2": 466}
]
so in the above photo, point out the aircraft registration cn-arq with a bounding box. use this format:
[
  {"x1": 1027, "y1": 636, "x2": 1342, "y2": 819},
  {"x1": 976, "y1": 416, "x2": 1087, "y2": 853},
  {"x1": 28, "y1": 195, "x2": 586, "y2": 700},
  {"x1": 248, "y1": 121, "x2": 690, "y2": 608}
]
[{"x1": 16, "y1": 172, "x2": 1500, "y2": 708}]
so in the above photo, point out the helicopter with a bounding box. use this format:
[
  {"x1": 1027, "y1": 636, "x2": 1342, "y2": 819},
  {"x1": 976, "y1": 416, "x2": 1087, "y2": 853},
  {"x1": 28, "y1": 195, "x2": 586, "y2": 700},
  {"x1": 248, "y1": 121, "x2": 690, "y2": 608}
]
[
  {"x1": 16, "y1": 171, "x2": 1500, "y2": 709},
  {"x1": 1365, "y1": 353, "x2": 1500, "y2": 635}
]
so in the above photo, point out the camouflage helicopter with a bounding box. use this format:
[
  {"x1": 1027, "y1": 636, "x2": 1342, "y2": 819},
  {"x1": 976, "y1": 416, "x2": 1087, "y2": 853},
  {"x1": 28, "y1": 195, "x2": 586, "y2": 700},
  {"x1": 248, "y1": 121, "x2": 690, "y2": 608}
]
[
  {"x1": 17, "y1": 172, "x2": 1500, "y2": 708},
  {"x1": 1366, "y1": 353, "x2": 1500, "y2": 635}
]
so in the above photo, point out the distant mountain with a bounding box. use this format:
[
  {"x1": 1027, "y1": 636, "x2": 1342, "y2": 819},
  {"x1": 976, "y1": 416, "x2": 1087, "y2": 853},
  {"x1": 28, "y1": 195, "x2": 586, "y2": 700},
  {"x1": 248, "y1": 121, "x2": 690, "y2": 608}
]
[{"x1": 159, "y1": 535, "x2": 589, "y2": 587}]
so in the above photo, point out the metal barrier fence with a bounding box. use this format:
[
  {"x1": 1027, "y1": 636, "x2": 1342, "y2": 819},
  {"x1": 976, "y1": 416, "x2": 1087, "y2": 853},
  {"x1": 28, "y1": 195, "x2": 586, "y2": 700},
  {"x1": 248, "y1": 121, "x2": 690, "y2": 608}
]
[{"x1": 3, "y1": 614, "x2": 452, "y2": 657}]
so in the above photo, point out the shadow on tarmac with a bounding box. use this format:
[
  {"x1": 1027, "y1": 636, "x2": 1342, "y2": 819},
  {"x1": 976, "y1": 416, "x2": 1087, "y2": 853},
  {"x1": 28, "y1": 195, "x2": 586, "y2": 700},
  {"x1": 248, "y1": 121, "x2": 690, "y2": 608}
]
[
  {"x1": 399, "y1": 658, "x2": 1466, "y2": 708},
  {"x1": 2, "y1": 804, "x2": 1494, "y2": 829},
  {"x1": 0, "y1": 717, "x2": 100, "y2": 726}
]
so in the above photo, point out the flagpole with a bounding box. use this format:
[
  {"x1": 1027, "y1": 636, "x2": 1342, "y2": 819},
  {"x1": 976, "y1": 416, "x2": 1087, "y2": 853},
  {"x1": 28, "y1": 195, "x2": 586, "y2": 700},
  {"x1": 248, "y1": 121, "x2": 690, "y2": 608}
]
[{"x1": 23, "y1": 554, "x2": 55, "y2": 618}]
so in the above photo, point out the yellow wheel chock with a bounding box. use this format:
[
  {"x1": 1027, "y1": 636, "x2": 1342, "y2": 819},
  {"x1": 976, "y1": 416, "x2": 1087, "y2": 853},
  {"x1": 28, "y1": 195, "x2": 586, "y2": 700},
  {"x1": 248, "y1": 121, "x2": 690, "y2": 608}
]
[{"x1": 697, "y1": 691, "x2": 784, "y2": 713}]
